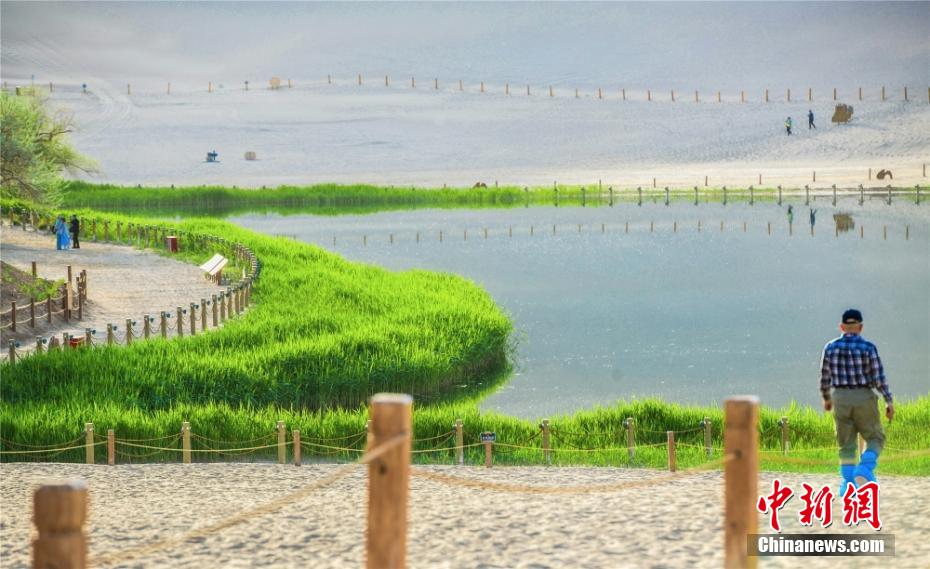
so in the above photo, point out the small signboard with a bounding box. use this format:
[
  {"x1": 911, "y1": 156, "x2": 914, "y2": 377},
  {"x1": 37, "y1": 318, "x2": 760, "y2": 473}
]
[{"x1": 480, "y1": 431, "x2": 496, "y2": 443}]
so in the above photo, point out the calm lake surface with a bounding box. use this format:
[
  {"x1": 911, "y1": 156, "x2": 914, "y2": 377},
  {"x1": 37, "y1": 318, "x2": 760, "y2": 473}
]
[{"x1": 231, "y1": 198, "x2": 929, "y2": 418}]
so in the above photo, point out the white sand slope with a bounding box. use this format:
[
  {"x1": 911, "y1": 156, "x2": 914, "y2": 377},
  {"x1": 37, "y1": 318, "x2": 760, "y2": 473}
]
[{"x1": 1, "y1": 463, "x2": 927, "y2": 569}]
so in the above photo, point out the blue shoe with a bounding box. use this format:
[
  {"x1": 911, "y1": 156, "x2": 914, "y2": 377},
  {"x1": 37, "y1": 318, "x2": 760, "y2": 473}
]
[
  {"x1": 854, "y1": 450, "x2": 878, "y2": 485},
  {"x1": 840, "y1": 464, "x2": 857, "y2": 496}
]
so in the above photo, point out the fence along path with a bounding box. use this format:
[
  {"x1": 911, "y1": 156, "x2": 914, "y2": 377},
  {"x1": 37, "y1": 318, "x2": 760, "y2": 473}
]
[
  {"x1": 25, "y1": 394, "x2": 929, "y2": 568},
  {"x1": 0, "y1": 206, "x2": 260, "y2": 362}
]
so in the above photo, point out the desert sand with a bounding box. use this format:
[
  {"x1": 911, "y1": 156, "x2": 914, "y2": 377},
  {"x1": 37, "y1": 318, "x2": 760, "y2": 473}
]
[{"x1": 1, "y1": 462, "x2": 927, "y2": 568}]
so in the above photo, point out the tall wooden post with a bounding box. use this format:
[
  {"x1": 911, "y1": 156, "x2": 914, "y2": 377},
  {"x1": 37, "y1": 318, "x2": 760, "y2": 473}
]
[
  {"x1": 220, "y1": 294, "x2": 227, "y2": 322},
  {"x1": 107, "y1": 429, "x2": 115, "y2": 465},
  {"x1": 32, "y1": 482, "x2": 88, "y2": 569},
  {"x1": 211, "y1": 295, "x2": 218, "y2": 327},
  {"x1": 143, "y1": 315, "x2": 151, "y2": 339},
  {"x1": 484, "y1": 439, "x2": 493, "y2": 468},
  {"x1": 125, "y1": 319, "x2": 132, "y2": 345},
  {"x1": 182, "y1": 421, "x2": 191, "y2": 464},
  {"x1": 724, "y1": 396, "x2": 760, "y2": 569},
  {"x1": 7, "y1": 340, "x2": 15, "y2": 364},
  {"x1": 85, "y1": 423, "x2": 94, "y2": 464},
  {"x1": 277, "y1": 420, "x2": 286, "y2": 464},
  {"x1": 160, "y1": 313, "x2": 167, "y2": 338},
  {"x1": 881, "y1": 86, "x2": 885, "y2": 101},
  {"x1": 454, "y1": 419, "x2": 464, "y2": 465},
  {"x1": 367, "y1": 393, "x2": 412, "y2": 569},
  {"x1": 293, "y1": 429, "x2": 301, "y2": 466},
  {"x1": 625, "y1": 417, "x2": 635, "y2": 462},
  {"x1": 704, "y1": 417, "x2": 713, "y2": 456},
  {"x1": 189, "y1": 303, "x2": 197, "y2": 336},
  {"x1": 667, "y1": 431, "x2": 677, "y2": 472},
  {"x1": 11, "y1": 301, "x2": 16, "y2": 332},
  {"x1": 541, "y1": 419, "x2": 551, "y2": 465},
  {"x1": 176, "y1": 308, "x2": 184, "y2": 337},
  {"x1": 106, "y1": 324, "x2": 114, "y2": 345}
]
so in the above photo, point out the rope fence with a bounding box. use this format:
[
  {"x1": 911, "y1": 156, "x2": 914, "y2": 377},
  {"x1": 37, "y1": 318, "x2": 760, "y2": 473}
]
[
  {"x1": 0, "y1": 206, "x2": 261, "y2": 363},
  {"x1": 26, "y1": 393, "x2": 927, "y2": 568}
]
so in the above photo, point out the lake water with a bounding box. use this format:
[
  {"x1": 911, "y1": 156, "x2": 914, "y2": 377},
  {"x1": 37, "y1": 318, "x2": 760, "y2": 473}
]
[{"x1": 231, "y1": 197, "x2": 929, "y2": 418}]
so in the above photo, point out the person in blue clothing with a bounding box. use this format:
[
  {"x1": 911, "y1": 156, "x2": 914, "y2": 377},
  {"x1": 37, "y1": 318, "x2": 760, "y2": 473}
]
[
  {"x1": 809, "y1": 208, "x2": 817, "y2": 228},
  {"x1": 785, "y1": 117, "x2": 792, "y2": 135},
  {"x1": 54, "y1": 215, "x2": 71, "y2": 250},
  {"x1": 808, "y1": 109, "x2": 816, "y2": 129}
]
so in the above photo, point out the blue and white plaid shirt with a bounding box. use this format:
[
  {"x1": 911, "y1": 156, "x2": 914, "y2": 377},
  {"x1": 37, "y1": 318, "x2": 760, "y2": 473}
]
[{"x1": 820, "y1": 333, "x2": 892, "y2": 403}]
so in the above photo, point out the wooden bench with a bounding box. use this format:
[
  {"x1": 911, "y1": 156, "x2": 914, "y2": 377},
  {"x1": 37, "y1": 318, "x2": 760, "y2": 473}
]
[{"x1": 199, "y1": 254, "x2": 228, "y2": 284}]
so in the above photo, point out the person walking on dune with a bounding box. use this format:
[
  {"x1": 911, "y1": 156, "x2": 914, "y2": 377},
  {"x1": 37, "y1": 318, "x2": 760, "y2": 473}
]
[
  {"x1": 69, "y1": 215, "x2": 81, "y2": 249},
  {"x1": 820, "y1": 309, "x2": 894, "y2": 494},
  {"x1": 785, "y1": 117, "x2": 793, "y2": 135},
  {"x1": 808, "y1": 109, "x2": 816, "y2": 129}
]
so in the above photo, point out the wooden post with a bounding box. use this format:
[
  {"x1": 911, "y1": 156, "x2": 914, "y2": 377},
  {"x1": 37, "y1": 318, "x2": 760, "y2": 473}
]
[
  {"x1": 724, "y1": 396, "x2": 760, "y2": 569},
  {"x1": 526, "y1": 84, "x2": 530, "y2": 96},
  {"x1": 480, "y1": 81, "x2": 484, "y2": 93},
  {"x1": 454, "y1": 419, "x2": 463, "y2": 465},
  {"x1": 575, "y1": 88, "x2": 579, "y2": 98},
  {"x1": 717, "y1": 91, "x2": 721, "y2": 103},
  {"x1": 189, "y1": 303, "x2": 196, "y2": 336},
  {"x1": 328, "y1": 74, "x2": 332, "y2": 85},
  {"x1": 881, "y1": 86, "x2": 885, "y2": 101},
  {"x1": 167, "y1": 82, "x2": 171, "y2": 95},
  {"x1": 765, "y1": 88, "x2": 769, "y2": 102},
  {"x1": 411, "y1": 77, "x2": 415, "y2": 88},
  {"x1": 220, "y1": 294, "x2": 226, "y2": 322},
  {"x1": 277, "y1": 420, "x2": 286, "y2": 464},
  {"x1": 787, "y1": 88, "x2": 790, "y2": 102},
  {"x1": 741, "y1": 90, "x2": 745, "y2": 103},
  {"x1": 8, "y1": 340, "x2": 16, "y2": 364},
  {"x1": 484, "y1": 438, "x2": 493, "y2": 468},
  {"x1": 293, "y1": 429, "x2": 301, "y2": 466},
  {"x1": 106, "y1": 324, "x2": 114, "y2": 345},
  {"x1": 883, "y1": 225, "x2": 887, "y2": 240},
  {"x1": 704, "y1": 417, "x2": 713, "y2": 456},
  {"x1": 767, "y1": 221, "x2": 771, "y2": 235},
  {"x1": 160, "y1": 313, "x2": 167, "y2": 338},
  {"x1": 667, "y1": 431, "x2": 676, "y2": 472},
  {"x1": 182, "y1": 421, "x2": 191, "y2": 464},
  {"x1": 858, "y1": 86, "x2": 862, "y2": 101},
  {"x1": 85, "y1": 423, "x2": 94, "y2": 464},
  {"x1": 46, "y1": 297, "x2": 52, "y2": 324},
  {"x1": 541, "y1": 419, "x2": 551, "y2": 465},
  {"x1": 904, "y1": 86, "x2": 908, "y2": 101},
  {"x1": 125, "y1": 319, "x2": 132, "y2": 345},
  {"x1": 358, "y1": 73, "x2": 362, "y2": 86},
  {"x1": 622, "y1": 88, "x2": 626, "y2": 101},
  {"x1": 385, "y1": 75, "x2": 389, "y2": 87},
  {"x1": 208, "y1": 81, "x2": 212, "y2": 92},
  {"x1": 459, "y1": 79, "x2": 463, "y2": 91},
  {"x1": 906, "y1": 225, "x2": 909, "y2": 240},
  {"x1": 176, "y1": 307, "x2": 184, "y2": 337},
  {"x1": 780, "y1": 417, "x2": 789, "y2": 455},
  {"x1": 11, "y1": 301, "x2": 16, "y2": 332},
  {"x1": 32, "y1": 482, "x2": 88, "y2": 569},
  {"x1": 434, "y1": 78, "x2": 438, "y2": 90},
  {"x1": 211, "y1": 295, "x2": 218, "y2": 327},
  {"x1": 367, "y1": 393, "x2": 412, "y2": 569},
  {"x1": 808, "y1": 87, "x2": 812, "y2": 101},
  {"x1": 143, "y1": 315, "x2": 151, "y2": 339},
  {"x1": 695, "y1": 89, "x2": 699, "y2": 102},
  {"x1": 107, "y1": 429, "x2": 115, "y2": 466},
  {"x1": 647, "y1": 89, "x2": 651, "y2": 101},
  {"x1": 598, "y1": 87, "x2": 602, "y2": 100},
  {"x1": 624, "y1": 417, "x2": 635, "y2": 462}
]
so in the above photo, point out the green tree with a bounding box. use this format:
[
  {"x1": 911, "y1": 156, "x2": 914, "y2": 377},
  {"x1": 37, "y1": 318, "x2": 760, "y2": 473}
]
[{"x1": 0, "y1": 91, "x2": 94, "y2": 204}]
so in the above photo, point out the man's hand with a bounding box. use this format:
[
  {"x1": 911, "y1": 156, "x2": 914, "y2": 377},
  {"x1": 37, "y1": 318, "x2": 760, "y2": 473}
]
[
  {"x1": 823, "y1": 399, "x2": 833, "y2": 412},
  {"x1": 886, "y1": 403, "x2": 894, "y2": 422}
]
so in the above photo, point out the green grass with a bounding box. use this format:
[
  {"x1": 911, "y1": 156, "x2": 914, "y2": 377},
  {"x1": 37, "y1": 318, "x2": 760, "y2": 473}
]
[
  {"x1": 59, "y1": 181, "x2": 925, "y2": 219},
  {"x1": 1, "y1": 199, "x2": 927, "y2": 475}
]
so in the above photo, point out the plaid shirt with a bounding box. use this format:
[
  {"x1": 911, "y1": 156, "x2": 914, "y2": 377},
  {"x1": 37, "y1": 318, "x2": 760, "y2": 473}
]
[{"x1": 820, "y1": 333, "x2": 892, "y2": 403}]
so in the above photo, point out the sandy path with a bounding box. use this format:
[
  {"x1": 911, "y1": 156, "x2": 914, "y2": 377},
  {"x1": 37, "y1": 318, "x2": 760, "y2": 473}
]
[
  {"x1": 1, "y1": 463, "x2": 926, "y2": 568},
  {"x1": 0, "y1": 225, "x2": 226, "y2": 352}
]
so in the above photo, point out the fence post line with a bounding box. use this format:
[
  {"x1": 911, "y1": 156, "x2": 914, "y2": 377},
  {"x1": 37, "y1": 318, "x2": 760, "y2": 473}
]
[
  {"x1": 541, "y1": 419, "x2": 551, "y2": 465},
  {"x1": 667, "y1": 431, "x2": 677, "y2": 472},
  {"x1": 454, "y1": 419, "x2": 464, "y2": 465},
  {"x1": 32, "y1": 482, "x2": 88, "y2": 569},
  {"x1": 293, "y1": 429, "x2": 301, "y2": 466},
  {"x1": 704, "y1": 417, "x2": 713, "y2": 456},
  {"x1": 107, "y1": 429, "x2": 115, "y2": 465},
  {"x1": 182, "y1": 421, "x2": 191, "y2": 464},
  {"x1": 367, "y1": 393, "x2": 412, "y2": 569},
  {"x1": 85, "y1": 423, "x2": 94, "y2": 464},
  {"x1": 277, "y1": 420, "x2": 286, "y2": 464},
  {"x1": 724, "y1": 396, "x2": 760, "y2": 569}
]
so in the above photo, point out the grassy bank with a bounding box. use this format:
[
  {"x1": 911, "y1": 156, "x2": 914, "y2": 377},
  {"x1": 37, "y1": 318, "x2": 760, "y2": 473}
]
[
  {"x1": 0, "y1": 201, "x2": 512, "y2": 412},
  {"x1": 60, "y1": 181, "x2": 924, "y2": 218}
]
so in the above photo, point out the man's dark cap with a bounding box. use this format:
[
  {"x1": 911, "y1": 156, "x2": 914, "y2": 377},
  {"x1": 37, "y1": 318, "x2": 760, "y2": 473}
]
[{"x1": 842, "y1": 309, "x2": 863, "y2": 324}]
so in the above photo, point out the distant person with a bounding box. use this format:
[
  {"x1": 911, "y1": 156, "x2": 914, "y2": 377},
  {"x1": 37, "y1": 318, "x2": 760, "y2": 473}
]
[
  {"x1": 808, "y1": 109, "x2": 816, "y2": 130},
  {"x1": 820, "y1": 309, "x2": 894, "y2": 494},
  {"x1": 785, "y1": 117, "x2": 793, "y2": 136},
  {"x1": 809, "y1": 208, "x2": 817, "y2": 227},
  {"x1": 787, "y1": 204, "x2": 794, "y2": 225},
  {"x1": 54, "y1": 215, "x2": 71, "y2": 250},
  {"x1": 69, "y1": 215, "x2": 80, "y2": 249}
]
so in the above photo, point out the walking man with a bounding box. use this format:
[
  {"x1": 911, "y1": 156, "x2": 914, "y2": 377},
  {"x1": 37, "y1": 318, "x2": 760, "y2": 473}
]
[
  {"x1": 809, "y1": 208, "x2": 817, "y2": 228},
  {"x1": 785, "y1": 116, "x2": 792, "y2": 135},
  {"x1": 808, "y1": 109, "x2": 816, "y2": 129},
  {"x1": 69, "y1": 215, "x2": 80, "y2": 249},
  {"x1": 820, "y1": 309, "x2": 894, "y2": 494}
]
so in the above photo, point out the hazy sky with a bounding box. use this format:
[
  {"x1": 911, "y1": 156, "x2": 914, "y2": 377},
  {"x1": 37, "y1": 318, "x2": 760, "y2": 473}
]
[{"x1": 3, "y1": 2, "x2": 928, "y2": 90}]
